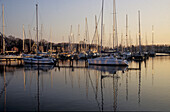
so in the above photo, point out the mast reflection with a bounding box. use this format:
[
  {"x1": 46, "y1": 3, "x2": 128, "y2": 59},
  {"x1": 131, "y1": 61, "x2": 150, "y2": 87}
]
[
  {"x1": 88, "y1": 65, "x2": 127, "y2": 111},
  {"x1": 138, "y1": 61, "x2": 141, "y2": 105},
  {"x1": 152, "y1": 57, "x2": 154, "y2": 86},
  {"x1": 23, "y1": 64, "x2": 54, "y2": 111},
  {"x1": 4, "y1": 65, "x2": 6, "y2": 112}
]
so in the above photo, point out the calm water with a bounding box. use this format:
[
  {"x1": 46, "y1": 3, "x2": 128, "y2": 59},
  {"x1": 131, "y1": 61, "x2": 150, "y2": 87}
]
[{"x1": 0, "y1": 56, "x2": 170, "y2": 111}]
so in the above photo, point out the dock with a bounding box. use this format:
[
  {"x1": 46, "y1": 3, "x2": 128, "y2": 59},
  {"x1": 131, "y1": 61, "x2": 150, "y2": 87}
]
[{"x1": 0, "y1": 55, "x2": 143, "y2": 71}]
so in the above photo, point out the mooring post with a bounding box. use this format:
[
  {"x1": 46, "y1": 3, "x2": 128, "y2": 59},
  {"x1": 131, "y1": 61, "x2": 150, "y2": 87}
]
[
  {"x1": 139, "y1": 61, "x2": 141, "y2": 70},
  {"x1": 69, "y1": 58, "x2": 73, "y2": 67},
  {"x1": 6, "y1": 59, "x2": 8, "y2": 65},
  {"x1": 21, "y1": 59, "x2": 22, "y2": 65},
  {"x1": 9, "y1": 59, "x2": 11, "y2": 65},
  {"x1": 71, "y1": 59, "x2": 73, "y2": 67},
  {"x1": 85, "y1": 59, "x2": 88, "y2": 68},
  {"x1": 18, "y1": 59, "x2": 20, "y2": 65},
  {"x1": 76, "y1": 59, "x2": 78, "y2": 65},
  {"x1": 56, "y1": 59, "x2": 59, "y2": 67}
]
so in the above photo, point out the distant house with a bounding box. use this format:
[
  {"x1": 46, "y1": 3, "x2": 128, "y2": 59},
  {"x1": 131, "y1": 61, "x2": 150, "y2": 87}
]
[{"x1": 39, "y1": 46, "x2": 44, "y2": 52}]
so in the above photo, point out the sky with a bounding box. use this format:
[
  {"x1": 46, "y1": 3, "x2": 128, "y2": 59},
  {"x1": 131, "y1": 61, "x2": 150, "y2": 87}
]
[{"x1": 0, "y1": 0, "x2": 170, "y2": 47}]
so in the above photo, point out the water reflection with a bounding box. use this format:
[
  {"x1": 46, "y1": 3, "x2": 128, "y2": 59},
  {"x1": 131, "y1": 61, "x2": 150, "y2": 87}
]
[
  {"x1": 4, "y1": 66, "x2": 6, "y2": 112},
  {"x1": 24, "y1": 64, "x2": 54, "y2": 71},
  {"x1": 138, "y1": 68, "x2": 141, "y2": 105},
  {"x1": 0, "y1": 62, "x2": 141, "y2": 111},
  {"x1": 0, "y1": 57, "x2": 170, "y2": 111},
  {"x1": 88, "y1": 65, "x2": 127, "y2": 74},
  {"x1": 152, "y1": 57, "x2": 154, "y2": 86},
  {"x1": 87, "y1": 65, "x2": 128, "y2": 111}
]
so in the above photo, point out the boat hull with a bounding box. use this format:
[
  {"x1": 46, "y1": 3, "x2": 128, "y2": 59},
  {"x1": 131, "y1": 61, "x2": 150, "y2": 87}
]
[
  {"x1": 149, "y1": 52, "x2": 156, "y2": 57},
  {"x1": 23, "y1": 58, "x2": 55, "y2": 65}
]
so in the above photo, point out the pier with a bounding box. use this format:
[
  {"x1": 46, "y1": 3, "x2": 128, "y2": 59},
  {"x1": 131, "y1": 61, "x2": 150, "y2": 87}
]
[{"x1": 0, "y1": 56, "x2": 23, "y2": 65}]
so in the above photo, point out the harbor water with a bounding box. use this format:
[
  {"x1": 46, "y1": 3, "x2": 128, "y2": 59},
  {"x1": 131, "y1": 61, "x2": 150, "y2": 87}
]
[{"x1": 0, "y1": 56, "x2": 170, "y2": 111}]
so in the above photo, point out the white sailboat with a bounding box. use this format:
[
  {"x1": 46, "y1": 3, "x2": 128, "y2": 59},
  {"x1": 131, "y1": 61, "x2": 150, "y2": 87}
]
[
  {"x1": 23, "y1": 4, "x2": 55, "y2": 65},
  {"x1": 88, "y1": 0, "x2": 128, "y2": 66},
  {"x1": 88, "y1": 55, "x2": 128, "y2": 66}
]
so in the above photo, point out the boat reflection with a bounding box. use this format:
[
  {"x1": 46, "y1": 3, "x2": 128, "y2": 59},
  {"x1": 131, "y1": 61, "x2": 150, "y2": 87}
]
[
  {"x1": 0, "y1": 59, "x2": 146, "y2": 111},
  {"x1": 86, "y1": 63, "x2": 142, "y2": 111},
  {"x1": 88, "y1": 65, "x2": 127, "y2": 74},
  {"x1": 24, "y1": 64, "x2": 54, "y2": 71}
]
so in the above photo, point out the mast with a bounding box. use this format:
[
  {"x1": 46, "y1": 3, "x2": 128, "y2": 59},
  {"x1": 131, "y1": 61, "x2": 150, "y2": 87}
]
[
  {"x1": 152, "y1": 25, "x2": 154, "y2": 52},
  {"x1": 145, "y1": 32, "x2": 148, "y2": 52},
  {"x1": 138, "y1": 10, "x2": 142, "y2": 53},
  {"x1": 113, "y1": 0, "x2": 118, "y2": 51},
  {"x1": 85, "y1": 17, "x2": 89, "y2": 51},
  {"x1": 129, "y1": 31, "x2": 132, "y2": 52},
  {"x1": 85, "y1": 17, "x2": 87, "y2": 51},
  {"x1": 103, "y1": 24, "x2": 105, "y2": 47},
  {"x1": 23, "y1": 24, "x2": 25, "y2": 52},
  {"x1": 101, "y1": 0, "x2": 104, "y2": 53},
  {"x1": 136, "y1": 33, "x2": 138, "y2": 52},
  {"x1": 63, "y1": 36, "x2": 65, "y2": 52},
  {"x1": 50, "y1": 28, "x2": 52, "y2": 54},
  {"x1": 126, "y1": 14, "x2": 128, "y2": 51},
  {"x1": 77, "y1": 24, "x2": 80, "y2": 43},
  {"x1": 69, "y1": 25, "x2": 72, "y2": 52},
  {"x1": 121, "y1": 32, "x2": 123, "y2": 52},
  {"x1": 36, "y1": 4, "x2": 38, "y2": 55},
  {"x1": 95, "y1": 15, "x2": 99, "y2": 52},
  {"x1": 113, "y1": 0, "x2": 115, "y2": 50},
  {"x1": 40, "y1": 24, "x2": 43, "y2": 46},
  {"x1": 28, "y1": 25, "x2": 32, "y2": 52},
  {"x1": 2, "y1": 4, "x2": 5, "y2": 54},
  {"x1": 77, "y1": 24, "x2": 80, "y2": 52}
]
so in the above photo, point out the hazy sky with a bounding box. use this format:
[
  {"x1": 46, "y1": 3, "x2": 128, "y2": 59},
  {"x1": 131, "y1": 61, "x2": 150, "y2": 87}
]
[{"x1": 0, "y1": 0, "x2": 170, "y2": 46}]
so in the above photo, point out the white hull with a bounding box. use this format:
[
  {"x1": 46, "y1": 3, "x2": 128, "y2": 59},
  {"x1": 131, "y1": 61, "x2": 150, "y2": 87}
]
[
  {"x1": 123, "y1": 52, "x2": 132, "y2": 59},
  {"x1": 88, "y1": 56, "x2": 128, "y2": 66},
  {"x1": 78, "y1": 53, "x2": 87, "y2": 59}
]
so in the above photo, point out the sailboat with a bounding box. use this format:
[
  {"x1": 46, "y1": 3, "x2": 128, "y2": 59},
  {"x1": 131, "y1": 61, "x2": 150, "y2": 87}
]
[
  {"x1": 23, "y1": 4, "x2": 55, "y2": 64},
  {"x1": 133, "y1": 10, "x2": 144, "y2": 61},
  {"x1": 88, "y1": 0, "x2": 128, "y2": 66},
  {"x1": 122, "y1": 14, "x2": 132, "y2": 60}
]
